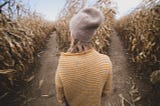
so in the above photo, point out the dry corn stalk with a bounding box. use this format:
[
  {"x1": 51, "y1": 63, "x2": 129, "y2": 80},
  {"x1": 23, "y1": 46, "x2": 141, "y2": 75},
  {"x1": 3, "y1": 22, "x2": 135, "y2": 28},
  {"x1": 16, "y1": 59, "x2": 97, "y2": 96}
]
[
  {"x1": 0, "y1": 13, "x2": 53, "y2": 96},
  {"x1": 115, "y1": 0, "x2": 160, "y2": 75},
  {"x1": 150, "y1": 70, "x2": 160, "y2": 84}
]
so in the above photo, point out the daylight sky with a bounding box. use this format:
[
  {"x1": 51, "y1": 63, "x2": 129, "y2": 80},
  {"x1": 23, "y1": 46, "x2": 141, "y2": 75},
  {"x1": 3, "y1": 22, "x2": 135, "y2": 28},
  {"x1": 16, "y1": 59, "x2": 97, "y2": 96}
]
[{"x1": 23, "y1": 0, "x2": 143, "y2": 21}]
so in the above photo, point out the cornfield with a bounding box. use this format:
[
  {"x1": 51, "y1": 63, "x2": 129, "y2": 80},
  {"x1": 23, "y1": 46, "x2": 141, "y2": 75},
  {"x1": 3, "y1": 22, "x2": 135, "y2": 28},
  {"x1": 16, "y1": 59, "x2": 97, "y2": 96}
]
[
  {"x1": 115, "y1": 0, "x2": 160, "y2": 83},
  {"x1": 0, "y1": 0, "x2": 54, "y2": 97},
  {"x1": 0, "y1": 0, "x2": 159, "y2": 104},
  {"x1": 54, "y1": 0, "x2": 116, "y2": 53}
]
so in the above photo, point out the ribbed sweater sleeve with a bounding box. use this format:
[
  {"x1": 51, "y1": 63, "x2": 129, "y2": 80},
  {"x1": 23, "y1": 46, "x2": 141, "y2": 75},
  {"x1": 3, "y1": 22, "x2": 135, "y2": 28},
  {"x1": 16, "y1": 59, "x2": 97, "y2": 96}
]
[
  {"x1": 102, "y1": 56, "x2": 112, "y2": 97},
  {"x1": 55, "y1": 67, "x2": 65, "y2": 104}
]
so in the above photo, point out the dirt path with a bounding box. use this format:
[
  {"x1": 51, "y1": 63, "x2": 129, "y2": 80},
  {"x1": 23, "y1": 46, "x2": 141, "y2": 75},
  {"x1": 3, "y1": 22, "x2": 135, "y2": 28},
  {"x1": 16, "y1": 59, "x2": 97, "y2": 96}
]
[
  {"x1": 20, "y1": 32, "x2": 59, "y2": 106},
  {"x1": 18, "y1": 32, "x2": 153, "y2": 106},
  {"x1": 107, "y1": 33, "x2": 153, "y2": 106}
]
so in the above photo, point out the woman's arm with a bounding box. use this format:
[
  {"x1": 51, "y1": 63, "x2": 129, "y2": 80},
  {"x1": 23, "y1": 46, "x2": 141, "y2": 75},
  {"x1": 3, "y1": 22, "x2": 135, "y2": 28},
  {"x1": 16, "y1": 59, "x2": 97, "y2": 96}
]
[
  {"x1": 102, "y1": 58, "x2": 113, "y2": 97},
  {"x1": 55, "y1": 72, "x2": 65, "y2": 104}
]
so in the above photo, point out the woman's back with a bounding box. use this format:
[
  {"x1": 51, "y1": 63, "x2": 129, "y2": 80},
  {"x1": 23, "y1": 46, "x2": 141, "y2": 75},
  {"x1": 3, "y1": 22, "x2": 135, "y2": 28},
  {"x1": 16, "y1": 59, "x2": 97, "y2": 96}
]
[{"x1": 56, "y1": 49, "x2": 112, "y2": 106}]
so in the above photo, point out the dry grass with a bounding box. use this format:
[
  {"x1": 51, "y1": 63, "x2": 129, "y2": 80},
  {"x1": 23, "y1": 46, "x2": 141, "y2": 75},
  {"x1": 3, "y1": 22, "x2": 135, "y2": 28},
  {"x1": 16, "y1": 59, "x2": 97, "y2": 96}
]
[
  {"x1": 0, "y1": 13, "x2": 53, "y2": 96},
  {"x1": 115, "y1": 1, "x2": 160, "y2": 83}
]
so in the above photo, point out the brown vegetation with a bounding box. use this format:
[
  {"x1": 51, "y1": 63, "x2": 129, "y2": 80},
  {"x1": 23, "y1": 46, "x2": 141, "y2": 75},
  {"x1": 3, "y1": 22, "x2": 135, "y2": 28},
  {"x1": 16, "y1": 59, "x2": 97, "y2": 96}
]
[
  {"x1": 0, "y1": 0, "x2": 159, "y2": 104},
  {"x1": 115, "y1": 0, "x2": 160, "y2": 84},
  {"x1": 0, "y1": 0, "x2": 54, "y2": 99}
]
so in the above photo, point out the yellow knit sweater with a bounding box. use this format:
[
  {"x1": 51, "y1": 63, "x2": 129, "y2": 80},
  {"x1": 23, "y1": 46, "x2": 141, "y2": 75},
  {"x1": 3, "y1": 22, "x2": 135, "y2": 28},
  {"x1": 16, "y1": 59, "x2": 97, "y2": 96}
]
[{"x1": 55, "y1": 49, "x2": 112, "y2": 106}]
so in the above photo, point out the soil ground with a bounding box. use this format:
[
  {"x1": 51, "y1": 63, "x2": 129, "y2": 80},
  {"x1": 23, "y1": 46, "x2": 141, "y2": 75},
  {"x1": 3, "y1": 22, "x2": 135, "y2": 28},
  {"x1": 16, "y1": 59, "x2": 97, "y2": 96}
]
[{"x1": 3, "y1": 32, "x2": 158, "y2": 106}]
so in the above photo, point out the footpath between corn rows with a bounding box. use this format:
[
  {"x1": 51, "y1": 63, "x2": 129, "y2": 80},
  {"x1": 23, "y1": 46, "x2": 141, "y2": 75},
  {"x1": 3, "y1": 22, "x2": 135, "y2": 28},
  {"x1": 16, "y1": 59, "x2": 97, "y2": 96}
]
[{"x1": 18, "y1": 32, "x2": 154, "y2": 106}]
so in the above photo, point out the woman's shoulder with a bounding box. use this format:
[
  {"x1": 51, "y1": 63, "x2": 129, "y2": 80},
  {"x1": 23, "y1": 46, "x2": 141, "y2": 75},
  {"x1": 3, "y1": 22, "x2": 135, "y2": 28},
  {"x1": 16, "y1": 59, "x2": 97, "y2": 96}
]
[
  {"x1": 98, "y1": 53, "x2": 111, "y2": 62},
  {"x1": 98, "y1": 52, "x2": 110, "y2": 58}
]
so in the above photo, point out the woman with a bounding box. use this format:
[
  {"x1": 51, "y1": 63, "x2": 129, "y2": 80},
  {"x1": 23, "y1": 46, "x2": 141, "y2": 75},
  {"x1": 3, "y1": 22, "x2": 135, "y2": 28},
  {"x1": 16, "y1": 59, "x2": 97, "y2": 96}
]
[{"x1": 55, "y1": 7, "x2": 112, "y2": 106}]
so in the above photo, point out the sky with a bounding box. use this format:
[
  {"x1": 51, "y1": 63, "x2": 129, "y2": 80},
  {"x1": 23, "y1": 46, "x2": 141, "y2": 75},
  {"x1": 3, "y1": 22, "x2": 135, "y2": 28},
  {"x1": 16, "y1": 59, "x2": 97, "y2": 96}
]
[
  {"x1": 114, "y1": 0, "x2": 143, "y2": 18},
  {"x1": 23, "y1": 0, "x2": 143, "y2": 21}
]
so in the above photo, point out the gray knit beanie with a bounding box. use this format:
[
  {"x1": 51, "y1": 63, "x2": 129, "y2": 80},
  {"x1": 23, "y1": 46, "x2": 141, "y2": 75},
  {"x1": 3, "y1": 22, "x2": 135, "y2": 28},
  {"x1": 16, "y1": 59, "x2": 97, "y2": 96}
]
[{"x1": 69, "y1": 7, "x2": 104, "y2": 42}]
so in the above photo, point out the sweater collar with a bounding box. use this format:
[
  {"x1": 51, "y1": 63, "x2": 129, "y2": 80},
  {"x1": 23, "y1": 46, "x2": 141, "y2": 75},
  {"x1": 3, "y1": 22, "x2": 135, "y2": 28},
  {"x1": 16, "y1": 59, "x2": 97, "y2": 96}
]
[{"x1": 61, "y1": 48, "x2": 96, "y2": 56}]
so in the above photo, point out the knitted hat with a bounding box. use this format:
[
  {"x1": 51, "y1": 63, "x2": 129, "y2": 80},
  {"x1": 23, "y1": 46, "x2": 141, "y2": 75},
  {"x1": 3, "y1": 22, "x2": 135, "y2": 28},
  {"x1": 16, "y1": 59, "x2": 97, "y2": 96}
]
[{"x1": 69, "y1": 7, "x2": 104, "y2": 42}]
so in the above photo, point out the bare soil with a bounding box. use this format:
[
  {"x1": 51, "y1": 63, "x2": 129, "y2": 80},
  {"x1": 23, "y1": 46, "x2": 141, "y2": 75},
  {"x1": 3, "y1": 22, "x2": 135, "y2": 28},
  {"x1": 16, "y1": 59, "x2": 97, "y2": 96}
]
[
  {"x1": 20, "y1": 32, "x2": 60, "y2": 106},
  {"x1": 107, "y1": 33, "x2": 155, "y2": 106}
]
